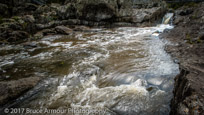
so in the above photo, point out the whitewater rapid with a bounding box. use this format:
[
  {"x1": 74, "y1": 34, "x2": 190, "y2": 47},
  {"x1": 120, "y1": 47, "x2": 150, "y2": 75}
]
[{"x1": 0, "y1": 24, "x2": 179, "y2": 115}]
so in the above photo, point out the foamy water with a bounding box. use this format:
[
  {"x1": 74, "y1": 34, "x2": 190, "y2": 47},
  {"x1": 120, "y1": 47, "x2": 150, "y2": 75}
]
[{"x1": 0, "y1": 25, "x2": 179, "y2": 115}]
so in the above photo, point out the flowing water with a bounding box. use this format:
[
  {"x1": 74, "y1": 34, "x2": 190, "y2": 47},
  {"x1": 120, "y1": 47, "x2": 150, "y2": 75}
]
[
  {"x1": 0, "y1": 24, "x2": 179, "y2": 115},
  {"x1": 162, "y1": 13, "x2": 174, "y2": 25}
]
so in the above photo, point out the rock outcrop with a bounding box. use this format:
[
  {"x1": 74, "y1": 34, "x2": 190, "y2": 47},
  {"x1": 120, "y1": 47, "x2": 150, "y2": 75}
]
[
  {"x1": 160, "y1": 2, "x2": 204, "y2": 114},
  {"x1": 0, "y1": 0, "x2": 167, "y2": 44},
  {"x1": 171, "y1": 67, "x2": 204, "y2": 115},
  {"x1": 0, "y1": 77, "x2": 41, "y2": 106},
  {"x1": 57, "y1": 0, "x2": 166, "y2": 25}
]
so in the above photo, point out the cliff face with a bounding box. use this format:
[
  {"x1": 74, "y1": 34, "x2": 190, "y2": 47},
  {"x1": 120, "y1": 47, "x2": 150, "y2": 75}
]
[
  {"x1": 0, "y1": 0, "x2": 167, "y2": 25},
  {"x1": 160, "y1": 2, "x2": 204, "y2": 114},
  {"x1": 57, "y1": 0, "x2": 166, "y2": 25},
  {"x1": 0, "y1": 0, "x2": 167, "y2": 44}
]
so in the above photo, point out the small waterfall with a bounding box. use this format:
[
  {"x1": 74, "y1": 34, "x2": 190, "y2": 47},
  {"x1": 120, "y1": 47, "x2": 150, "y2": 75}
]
[{"x1": 162, "y1": 13, "x2": 174, "y2": 25}]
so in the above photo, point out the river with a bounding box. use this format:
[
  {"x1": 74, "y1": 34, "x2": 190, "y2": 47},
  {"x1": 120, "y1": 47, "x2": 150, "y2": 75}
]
[{"x1": 0, "y1": 24, "x2": 179, "y2": 115}]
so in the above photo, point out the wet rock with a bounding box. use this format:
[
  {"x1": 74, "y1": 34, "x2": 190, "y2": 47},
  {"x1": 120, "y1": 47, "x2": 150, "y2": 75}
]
[
  {"x1": 35, "y1": 5, "x2": 51, "y2": 14},
  {"x1": 55, "y1": 25, "x2": 72, "y2": 35},
  {"x1": 132, "y1": 7, "x2": 164, "y2": 23},
  {"x1": 179, "y1": 9, "x2": 193, "y2": 16},
  {"x1": 72, "y1": 25, "x2": 90, "y2": 31},
  {"x1": 76, "y1": 0, "x2": 118, "y2": 22},
  {"x1": 199, "y1": 32, "x2": 204, "y2": 40},
  {"x1": 0, "y1": 21, "x2": 22, "y2": 30},
  {"x1": 36, "y1": 23, "x2": 56, "y2": 30},
  {"x1": 111, "y1": 22, "x2": 134, "y2": 27},
  {"x1": 34, "y1": 4, "x2": 59, "y2": 24},
  {"x1": 36, "y1": 20, "x2": 65, "y2": 30},
  {"x1": 1, "y1": 0, "x2": 32, "y2": 6},
  {"x1": 42, "y1": 29, "x2": 56, "y2": 35},
  {"x1": 22, "y1": 15, "x2": 37, "y2": 34},
  {"x1": 173, "y1": 16, "x2": 183, "y2": 25},
  {"x1": 57, "y1": 0, "x2": 118, "y2": 22},
  {"x1": 81, "y1": 3, "x2": 115, "y2": 22},
  {"x1": 56, "y1": 0, "x2": 166, "y2": 26},
  {"x1": 0, "y1": 1, "x2": 37, "y2": 16},
  {"x1": 0, "y1": 77, "x2": 41, "y2": 106},
  {"x1": 160, "y1": 3, "x2": 204, "y2": 114},
  {"x1": 65, "y1": 19, "x2": 80, "y2": 25},
  {"x1": 34, "y1": 31, "x2": 44, "y2": 39},
  {"x1": 25, "y1": 3, "x2": 38, "y2": 11},
  {"x1": 23, "y1": 42, "x2": 38, "y2": 48},
  {"x1": 0, "y1": 27, "x2": 12, "y2": 38},
  {"x1": 0, "y1": 3, "x2": 9, "y2": 17},
  {"x1": 171, "y1": 69, "x2": 204, "y2": 115},
  {"x1": 57, "y1": 3, "x2": 77, "y2": 19},
  {"x1": 146, "y1": 87, "x2": 154, "y2": 92},
  {"x1": 7, "y1": 31, "x2": 30, "y2": 43},
  {"x1": 13, "y1": 3, "x2": 38, "y2": 16},
  {"x1": 133, "y1": 0, "x2": 164, "y2": 8},
  {"x1": 24, "y1": 15, "x2": 35, "y2": 23}
]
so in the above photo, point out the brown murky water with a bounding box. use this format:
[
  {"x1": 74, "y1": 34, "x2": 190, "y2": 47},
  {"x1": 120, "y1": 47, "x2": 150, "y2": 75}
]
[{"x1": 0, "y1": 25, "x2": 179, "y2": 115}]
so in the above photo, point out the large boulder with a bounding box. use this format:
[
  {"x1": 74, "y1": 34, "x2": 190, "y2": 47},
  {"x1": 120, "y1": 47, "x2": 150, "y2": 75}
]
[
  {"x1": 57, "y1": 0, "x2": 120, "y2": 22},
  {"x1": 171, "y1": 68, "x2": 204, "y2": 115},
  {"x1": 76, "y1": 0, "x2": 119, "y2": 21},
  {"x1": 0, "y1": 77, "x2": 41, "y2": 106},
  {"x1": 57, "y1": 3, "x2": 77, "y2": 19},
  {"x1": 132, "y1": 7, "x2": 164, "y2": 23},
  {"x1": 117, "y1": 0, "x2": 133, "y2": 17},
  {"x1": 55, "y1": 25, "x2": 72, "y2": 34}
]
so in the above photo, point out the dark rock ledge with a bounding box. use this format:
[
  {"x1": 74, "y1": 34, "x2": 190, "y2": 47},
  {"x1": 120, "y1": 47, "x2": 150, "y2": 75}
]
[{"x1": 160, "y1": 2, "x2": 204, "y2": 114}]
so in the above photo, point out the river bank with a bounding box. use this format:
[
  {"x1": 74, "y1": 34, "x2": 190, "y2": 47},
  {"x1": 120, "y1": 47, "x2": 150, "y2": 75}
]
[{"x1": 160, "y1": 2, "x2": 204, "y2": 114}]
